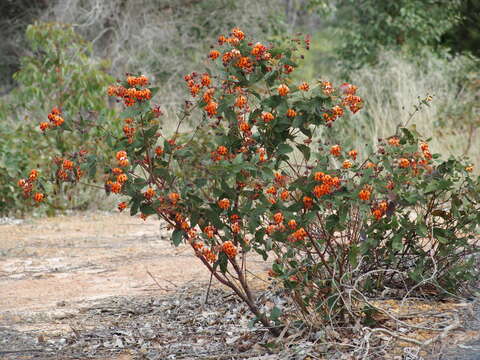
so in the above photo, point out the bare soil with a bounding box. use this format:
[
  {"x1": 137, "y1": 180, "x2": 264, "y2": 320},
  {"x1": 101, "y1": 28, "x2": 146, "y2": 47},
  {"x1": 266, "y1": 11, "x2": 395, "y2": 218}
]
[{"x1": 0, "y1": 212, "x2": 271, "y2": 359}]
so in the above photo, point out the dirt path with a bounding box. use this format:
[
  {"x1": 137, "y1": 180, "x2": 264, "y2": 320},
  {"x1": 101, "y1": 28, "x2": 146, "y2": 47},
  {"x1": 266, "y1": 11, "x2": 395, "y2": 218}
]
[
  {"x1": 0, "y1": 212, "x2": 219, "y2": 313},
  {"x1": 0, "y1": 212, "x2": 273, "y2": 359}
]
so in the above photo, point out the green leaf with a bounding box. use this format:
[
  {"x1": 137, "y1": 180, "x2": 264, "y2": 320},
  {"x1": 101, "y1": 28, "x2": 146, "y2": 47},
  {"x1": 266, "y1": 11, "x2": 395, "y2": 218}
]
[
  {"x1": 171, "y1": 229, "x2": 184, "y2": 246},
  {"x1": 270, "y1": 306, "x2": 282, "y2": 321},
  {"x1": 277, "y1": 143, "x2": 293, "y2": 155}
]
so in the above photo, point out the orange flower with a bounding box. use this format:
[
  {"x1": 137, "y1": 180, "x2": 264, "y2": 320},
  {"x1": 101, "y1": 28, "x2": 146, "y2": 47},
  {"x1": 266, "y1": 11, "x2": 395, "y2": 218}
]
[
  {"x1": 313, "y1": 184, "x2": 331, "y2": 198},
  {"x1": 365, "y1": 162, "x2": 376, "y2": 169},
  {"x1": 287, "y1": 219, "x2": 297, "y2": 230},
  {"x1": 33, "y1": 193, "x2": 44, "y2": 203},
  {"x1": 116, "y1": 150, "x2": 127, "y2": 160},
  {"x1": 303, "y1": 196, "x2": 313, "y2": 209},
  {"x1": 169, "y1": 192, "x2": 180, "y2": 204},
  {"x1": 155, "y1": 146, "x2": 164, "y2": 156},
  {"x1": 29, "y1": 169, "x2": 39, "y2": 181},
  {"x1": 332, "y1": 177, "x2": 341, "y2": 188},
  {"x1": 280, "y1": 190, "x2": 290, "y2": 201},
  {"x1": 217, "y1": 146, "x2": 228, "y2": 156},
  {"x1": 278, "y1": 84, "x2": 290, "y2": 96},
  {"x1": 202, "y1": 248, "x2": 217, "y2": 263},
  {"x1": 235, "y1": 95, "x2": 247, "y2": 108},
  {"x1": 204, "y1": 101, "x2": 218, "y2": 117},
  {"x1": 117, "y1": 174, "x2": 128, "y2": 183},
  {"x1": 273, "y1": 212, "x2": 284, "y2": 224},
  {"x1": 17, "y1": 179, "x2": 26, "y2": 187},
  {"x1": 209, "y1": 50, "x2": 220, "y2": 60},
  {"x1": 251, "y1": 42, "x2": 267, "y2": 57},
  {"x1": 110, "y1": 182, "x2": 122, "y2": 194},
  {"x1": 398, "y1": 158, "x2": 410, "y2": 168},
  {"x1": 358, "y1": 189, "x2": 371, "y2": 201},
  {"x1": 118, "y1": 202, "x2": 127, "y2": 212},
  {"x1": 239, "y1": 121, "x2": 251, "y2": 133},
  {"x1": 62, "y1": 159, "x2": 74, "y2": 170},
  {"x1": 342, "y1": 160, "x2": 353, "y2": 169},
  {"x1": 201, "y1": 74, "x2": 211, "y2": 87},
  {"x1": 322, "y1": 81, "x2": 333, "y2": 95},
  {"x1": 231, "y1": 222, "x2": 241, "y2": 234},
  {"x1": 192, "y1": 241, "x2": 204, "y2": 250},
  {"x1": 261, "y1": 112, "x2": 274, "y2": 122},
  {"x1": 372, "y1": 209, "x2": 383, "y2": 220},
  {"x1": 330, "y1": 145, "x2": 341, "y2": 156},
  {"x1": 292, "y1": 227, "x2": 307, "y2": 241},
  {"x1": 284, "y1": 64, "x2": 294, "y2": 73},
  {"x1": 314, "y1": 172, "x2": 325, "y2": 182},
  {"x1": 218, "y1": 198, "x2": 230, "y2": 210},
  {"x1": 298, "y1": 82, "x2": 309, "y2": 91},
  {"x1": 232, "y1": 27, "x2": 245, "y2": 40},
  {"x1": 266, "y1": 186, "x2": 277, "y2": 195},
  {"x1": 465, "y1": 165, "x2": 474, "y2": 172},
  {"x1": 119, "y1": 158, "x2": 130, "y2": 167},
  {"x1": 203, "y1": 88, "x2": 215, "y2": 103},
  {"x1": 286, "y1": 109, "x2": 297, "y2": 118},
  {"x1": 388, "y1": 137, "x2": 400, "y2": 146},
  {"x1": 222, "y1": 241, "x2": 238, "y2": 258},
  {"x1": 39, "y1": 122, "x2": 49, "y2": 131},
  {"x1": 348, "y1": 150, "x2": 358, "y2": 160},
  {"x1": 144, "y1": 187, "x2": 156, "y2": 199},
  {"x1": 379, "y1": 201, "x2": 388, "y2": 212}
]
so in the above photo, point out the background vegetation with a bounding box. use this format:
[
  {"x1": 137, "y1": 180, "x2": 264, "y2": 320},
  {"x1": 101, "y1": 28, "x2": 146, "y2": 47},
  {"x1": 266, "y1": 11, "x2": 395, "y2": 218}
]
[{"x1": 0, "y1": 0, "x2": 478, "y2": 216}]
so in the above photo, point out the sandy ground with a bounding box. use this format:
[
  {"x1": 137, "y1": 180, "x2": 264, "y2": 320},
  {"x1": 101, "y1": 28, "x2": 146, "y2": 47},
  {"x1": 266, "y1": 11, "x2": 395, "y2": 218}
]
[{"x1": 0, "y1": 212, "x2": 218, "y2": 314}]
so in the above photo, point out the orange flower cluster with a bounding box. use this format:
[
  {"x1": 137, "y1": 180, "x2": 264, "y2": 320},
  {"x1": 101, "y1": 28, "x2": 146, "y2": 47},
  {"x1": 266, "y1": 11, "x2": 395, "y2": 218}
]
[
  {"x1": 398, "y1": 158, "x2": 410, "y2": 168},
  {"x1": 343, "y1": 94, "x2": 363, "y2": 114},
  {"x1": 322, "y1": 81, "x2": 333, "y2": 95},
  {"x1": 290, "y1": 227, "x2": 307, "y2": 242},
  {"x1": 116, "y1": 150, "x2": 130, "y2": 167},
  {"x1": 144, "y1": 187, "x2": 156, "y2": 200},
  {"x1": 209, "y1": 50, "x2": 220, "y2": 60},
  {"x1": 286, "y1": 109, "x2": 297, "y2": 118},
  {"x1": 330, "y1": 145, "x2": 342, "y2": 156},
  {"x1": 203, "y1": 225, "x2": 216, "y2": 239},
  {"x1": 313, "y1": 172, "x2": 341, "y2": 198},
  {"x1": 303, "y1": 196, "x2": 313, "y2": 209},
  {"x1": 123, "y1": 123, "x2": 136, "y2": 144},
  {"x1": 222, "y1": 241, "x2": 238, "y2": 258},
  {"x1": 18, "y1": 169, "x2": 44, "y2": 202},
  {"x1": 107, "y1": 75, "x2": 152, "y2": 107},
  {"x1": 54, "y1": 154, "x2": 85, "y2": 183},
  {"x1": 202, "y1": 248, "x2": 217, "y2": 263},
  {"x1": 348, "y1": 150, "x2": 358, "y2": 160},
  {"x1": 358, "y1": 186, "x2": 372, "y2": 201},
  {"x1": 118, "y1": 201, "x2": 127, "y2": 212},
  {"x1": 420, "y1": 142, "x2": 432, "y2": 160},
  {"x1": 388, "y1": 137, "x2": 400, "y2": 146},
  {"x1": 218, "y1": 198, "x2": 231, "y2": 210},
  {"x1": 323, "y1": 105, "x2": 345, "y2": 123},
  {"x1": 372, "y1": 201, "x2": 388, "y2": 220},
  {"x1": 342, "y1": 160, "x2": 353, "y2": 169},
  {"x1": 273, "y1": 212, "x2": 284, "y2": 224},
  {"x1": 41, "y1": 107, "x2": 64, "y2": 131},
  {"x1": 298, "y1": 82, "x2": 309, "y2": 91},
  {"x1": 278, "y1": 84, "x2": 290, "y2": 96},
  {"x1": 261, "y1": 111, "x2": 274, "y2": 122},
  {"x1": 168, "y1": 192, "x2": 180, "y2": 205},
  {"x1": 287, "y1": 219, "x2": 297, "y2": 230},
  {"x1": 127, "y1": 75, "x2": 149, "y2": 87}
]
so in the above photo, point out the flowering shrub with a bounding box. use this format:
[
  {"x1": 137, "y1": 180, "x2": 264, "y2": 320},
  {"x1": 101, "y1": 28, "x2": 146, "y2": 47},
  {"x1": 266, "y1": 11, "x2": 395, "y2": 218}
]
[
  {"x1": 19, "y1": 28, "x2": 480, "y2": 334},
  {"x1": 0, "y1": 22, "x2": 119, "y2": 215}
]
